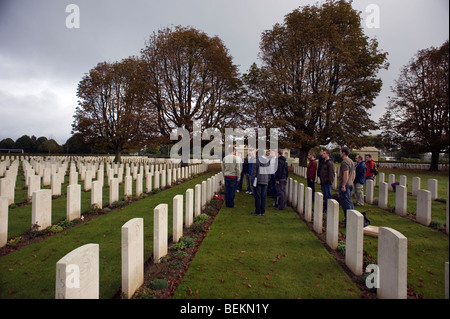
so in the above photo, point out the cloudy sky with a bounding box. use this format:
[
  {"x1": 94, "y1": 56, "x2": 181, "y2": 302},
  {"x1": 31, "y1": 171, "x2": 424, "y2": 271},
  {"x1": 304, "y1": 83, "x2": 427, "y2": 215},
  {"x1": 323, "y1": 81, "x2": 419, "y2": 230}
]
[{"x1": 0, "y1": 0, "x2": 448, "y2": 145}]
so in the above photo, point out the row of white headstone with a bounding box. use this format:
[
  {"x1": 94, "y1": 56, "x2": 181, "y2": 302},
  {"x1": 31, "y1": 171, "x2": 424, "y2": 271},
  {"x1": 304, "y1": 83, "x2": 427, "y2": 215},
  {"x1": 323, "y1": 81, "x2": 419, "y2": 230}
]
[
  {"x1": 0, "y1": 162, "x2": 208, "y2": 248},
  {"x1": 285, "y1": 177, "x2": 409, "y2": 299},
  {"x1": 293, "y1": 165, "x2": 449, "y2": 235},
  {"x1": 55, "y1": 171, "x2": 223, "y2": 299}
]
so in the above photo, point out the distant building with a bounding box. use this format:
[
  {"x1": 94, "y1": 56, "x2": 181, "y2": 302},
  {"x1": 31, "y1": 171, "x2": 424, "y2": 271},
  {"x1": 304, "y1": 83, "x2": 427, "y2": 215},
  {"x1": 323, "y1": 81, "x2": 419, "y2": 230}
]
[{"x1": 353, "y1": 146, "x2": 379, "y2": 161}]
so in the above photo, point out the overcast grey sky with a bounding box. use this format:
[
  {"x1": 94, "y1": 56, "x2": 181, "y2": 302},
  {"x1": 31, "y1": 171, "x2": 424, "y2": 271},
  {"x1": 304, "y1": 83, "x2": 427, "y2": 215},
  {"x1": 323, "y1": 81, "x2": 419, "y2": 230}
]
[{"x1": 0, "y1": 0, "x2": 448, "y2": 145}]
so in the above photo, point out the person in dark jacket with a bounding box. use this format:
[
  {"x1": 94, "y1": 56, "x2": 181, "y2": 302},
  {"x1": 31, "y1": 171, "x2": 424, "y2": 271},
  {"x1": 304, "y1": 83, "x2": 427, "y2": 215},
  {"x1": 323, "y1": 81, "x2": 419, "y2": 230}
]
[
  {"x1": 250, "y1": 149, "x2": 270, "y2": 216},
  {"x1": 319, "y1": 149, "x2": 335, "y2": 213},
  {"x1": 354, "y1": 155, "x2": 367, "y2": 206},
  {"x1": 306, "y1": 152, "x2": 318, "y2": 203},
  {"x1": 275, "y1": 150, "x2": 289, "y2": 210}
]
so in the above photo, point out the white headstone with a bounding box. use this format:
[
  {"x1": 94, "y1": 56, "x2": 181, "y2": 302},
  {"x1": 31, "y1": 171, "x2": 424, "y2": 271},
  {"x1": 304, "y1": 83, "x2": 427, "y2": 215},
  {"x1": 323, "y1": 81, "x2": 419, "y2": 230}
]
[
  {"x1": 67, "y1": 184, "x2": 81, "y2": 221},
  {"x1": 201, "y1": 181, "x2": 207, "y2": 209},
  {"x1": 124, "y1": 176, "x2": 132, "y2": 199},
  {"x1": 136, "y1": 173, "x2": 143, "y2": 197},
  {"x1": 0, "y1": 178, "x2": 14, "y2": 205},
  {"x1": 154, "y1": 170, "x2": 160, "y2": 189},
  {"x1": 173, "y1": 195, "x2": 183, "y2": 243},
  {"x1": 185, "y1": 189, "x2": 194, "y2": 227},
  {"x1": 345, "y1": 210, "x2": 364, "y2": 276},
  {"x1": 0, "y1": 197, "x2": 8, "y2": 247},
  {"x1": 388, "y1": 174, "x2": 395, "y2": 191},
  {"x1": 121, "y1": 218, "x2": 144, "y2": 299},
  {"x1": 399, "y1": 175, "x2": 407, "y2": 187},
  {"x1": 378, "y1": 182, "x2": 388, "y2": 209},
  {"x1": 292, "y1": 180, "x2": 298, "y2": 209},
  {"x1": 377, "y1": 227, "x2": 407, "y2": 299},
  {"x1": 411, "y1": 177, "x2": 421, "y2": 196},
  {"x1": 146, "y1": 173, "x2": 152, "y2": 193},
  {"x1": 32, "y1": 189, "x2": 52, "y2": 230},
  {"x1": 365, "y1": 179, "x2": 374, "y2": 204},
  {"x1": 91, "y1": 181, "x2": 102, "y2": 210},
  {"x1": 326, "y1": 199, "x2": 339, "y2": 250},
  {"x1": 195, "y1": 184, "x2": 201, "y2": 217},
  {"x1": 313, "y1": 192, "x2": 323, "y2": 234},
  {"x1": 416, "y1": 189, "x2": 431, "y2": 226},
  {"x1": 395, "y1": 185, "x2": 407, "y2": 216},
  {"x1": 304, "y1": 187, "x2": 312, "y2": 222},
  {"x1": 109, "y1": 178, "x2": 119, "y2": 205},
  {"x1": 161, "y1": 170, "x2": 166, "y2": 188},
  {"x1": 427, "y1": 179, "x2": 438, "y2": 200},
  {"x1": 153, "y1": 204, "x2": 168, "y2": 263},
  {"x1": 297, "y1": 182, "x2": 304, "y2": 214},
  {"x1": 55, "y1": 243, "x2": 99, "y2": 299},
  {"x1": 51, "y1": 174, "x2": 62, "y2": 197}
]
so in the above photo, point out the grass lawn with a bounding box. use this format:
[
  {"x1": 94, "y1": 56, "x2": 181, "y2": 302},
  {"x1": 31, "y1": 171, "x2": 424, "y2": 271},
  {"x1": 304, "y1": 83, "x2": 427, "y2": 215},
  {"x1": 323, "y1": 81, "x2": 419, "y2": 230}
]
[
  {"x1": 174, "y1": 182, "x2": 361, "y2": 299},
  {"x1": 0, "y1": 169, "x2": 218, "y2": 299},
  {"x1": 289, "y1": 168, "x2": 449, "y2": 299}
]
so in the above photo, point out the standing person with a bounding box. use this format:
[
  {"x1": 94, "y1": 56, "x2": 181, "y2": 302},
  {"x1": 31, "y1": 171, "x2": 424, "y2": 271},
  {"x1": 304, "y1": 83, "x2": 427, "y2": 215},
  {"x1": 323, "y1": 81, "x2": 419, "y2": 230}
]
[
  {"x1": 354, "y1": 155, "x2": 367, "y2": 206},
  {"x1": 319, "y1": 149, "x2": 335, "y2": 213},
  {"x1": 236, "y1": 152, "x2": 244, "y2": 192},
  {"x1": 365, "y1": 154, "x2": 375, "y2": 180},
  {"x1": 247, "y1": 150, "x2": 255, "y2": 195},
  {"x1": 338, "y1": 147, "x2": 355, "y2": 225},
  {"x1": 275, "y1": 149, "x2": 289, "y2": 210},
  {"x1": 306, "y1": 152, "x2": 318, "y2": 203},
  {"x1": 250, "y1": 149, "x2": 270, "y2": 216},
  {"x1": 266, "y1": 150, "x2": 278, "y2": 199},
  {"x1": 221, "y1": 146, "x2": 241, "y2": 208}
]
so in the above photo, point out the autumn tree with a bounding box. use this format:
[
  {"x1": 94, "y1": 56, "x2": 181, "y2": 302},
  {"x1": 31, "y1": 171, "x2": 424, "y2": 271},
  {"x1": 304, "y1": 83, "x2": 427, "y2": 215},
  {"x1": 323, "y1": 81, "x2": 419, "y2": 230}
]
[
  {"x1": 73, "y1": 57, "x2": 157, "y2": 163},
  {"x1": 250, "y1": 0, "x2": 388, "y2": 165},
  {"x1": 141, "y1": 26, "x2": 242, "y2": 150},
  {"x1": 380, "y1": 40, "x2": 449, "y2": 171}
]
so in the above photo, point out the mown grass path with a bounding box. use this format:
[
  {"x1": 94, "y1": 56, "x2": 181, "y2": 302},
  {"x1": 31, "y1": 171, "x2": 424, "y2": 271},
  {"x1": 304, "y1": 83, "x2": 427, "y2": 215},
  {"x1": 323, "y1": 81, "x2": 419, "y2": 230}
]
[{"x1": 174, "y1": 184, "x2": 361, "y2": 299}]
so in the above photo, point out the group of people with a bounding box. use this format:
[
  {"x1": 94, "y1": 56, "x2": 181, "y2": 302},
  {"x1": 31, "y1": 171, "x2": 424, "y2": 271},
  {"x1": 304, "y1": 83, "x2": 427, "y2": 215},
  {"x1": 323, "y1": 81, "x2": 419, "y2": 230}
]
[
  {"x1": 221, "y1": 145, "x2": 377, "y2": 224},
  {"x1": 306, "y1": 147, "x2": 377, "y2": 224},
  {"x1": 221, "y1": 147, "x2": 288, "y2": 216}
]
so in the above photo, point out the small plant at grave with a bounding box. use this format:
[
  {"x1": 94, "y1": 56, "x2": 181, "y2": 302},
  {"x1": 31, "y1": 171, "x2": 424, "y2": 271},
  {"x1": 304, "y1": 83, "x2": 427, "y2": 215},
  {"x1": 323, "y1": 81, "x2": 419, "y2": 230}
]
[
  {"x1": 88, "y1": 204, "x2": 102, "y2": 215},
  {"x1": 152, "y1": 189, "x2": 161, "y2": 195},
  {"x1": 190, "y1": 222, "x2": 205, "y2": 234},
  {"x1": 194, "y1": 214, "x2": 209, "y2": 224},
  {"x1": 171, "y1": 241, "x2": 187, "y2": 251},
  {"x1": 180, "y1": 236, "x2": 195, "y2": 248},
  {"x1": 47, "y1": 225, "x2": 64, "y2": 233},
  {"x1": 134, "y1": 288, "x2": 156, "y2": 299},
  {"x1": 174, "y1": 250, "x2": 189, "y2": 258},
  {"x1": 30, "y1": 223, "x2": 41, "y2": 233},
  {"x1": 7, "y1": 236, "x2": 24, "y2": 245},
  {"x1": 57, "y1": 220, "x2": 73, "y2": 228},
  {"x1": 337, "y1": 240, "x2": 346, "y2": 254},
  {"x1": 169, "y1": 260, "x2": 182, "y2": 269},
  {"x1": 429, "y1": 219, "x2": 444, "y2": 230},
  {"x1": 138, "y1": 193, "x2": 147, "y2": 200},
  {"x1": 148, "y1": 279, "x2": 169, "y2": 290},
  {"x1": 110, "y1": 200, "x2": 126, "y2": 209},
  {"x1": 171, "y1": 237, "x2": 195, "y2": 252},
  {"x1": 8, "y1": 204, "x2": 17, "y2": 210},
  {"x1": 203, "y1": 206, "x2": 216, "y2": 216}
]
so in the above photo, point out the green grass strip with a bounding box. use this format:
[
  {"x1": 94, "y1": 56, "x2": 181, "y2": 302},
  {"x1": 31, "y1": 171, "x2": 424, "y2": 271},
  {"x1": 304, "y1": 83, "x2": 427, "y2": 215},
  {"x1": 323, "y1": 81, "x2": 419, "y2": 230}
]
[
  {"x1": 0, "y1": 170, "x2": 217, "y2": 299},
  {"x1": 289, "y1": 172, "x2": 449, "y2": 299},
  {"x1": 174, "y1": 183, "x2": 361, "y2": 299}
]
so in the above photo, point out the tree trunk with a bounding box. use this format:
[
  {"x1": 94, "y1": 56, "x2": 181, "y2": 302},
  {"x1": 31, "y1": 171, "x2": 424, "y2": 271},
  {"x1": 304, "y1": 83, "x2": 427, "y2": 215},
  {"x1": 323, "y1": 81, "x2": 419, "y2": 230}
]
[
  {"x1": 429, "y1": 150, "x2": 440, "y2": 172},
  {"x1": 298, "y1": 148, "x2": 309, "y2": 167},
  {"x1": 114, "y1": 145, "x2": 123, "y2": 164}
]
